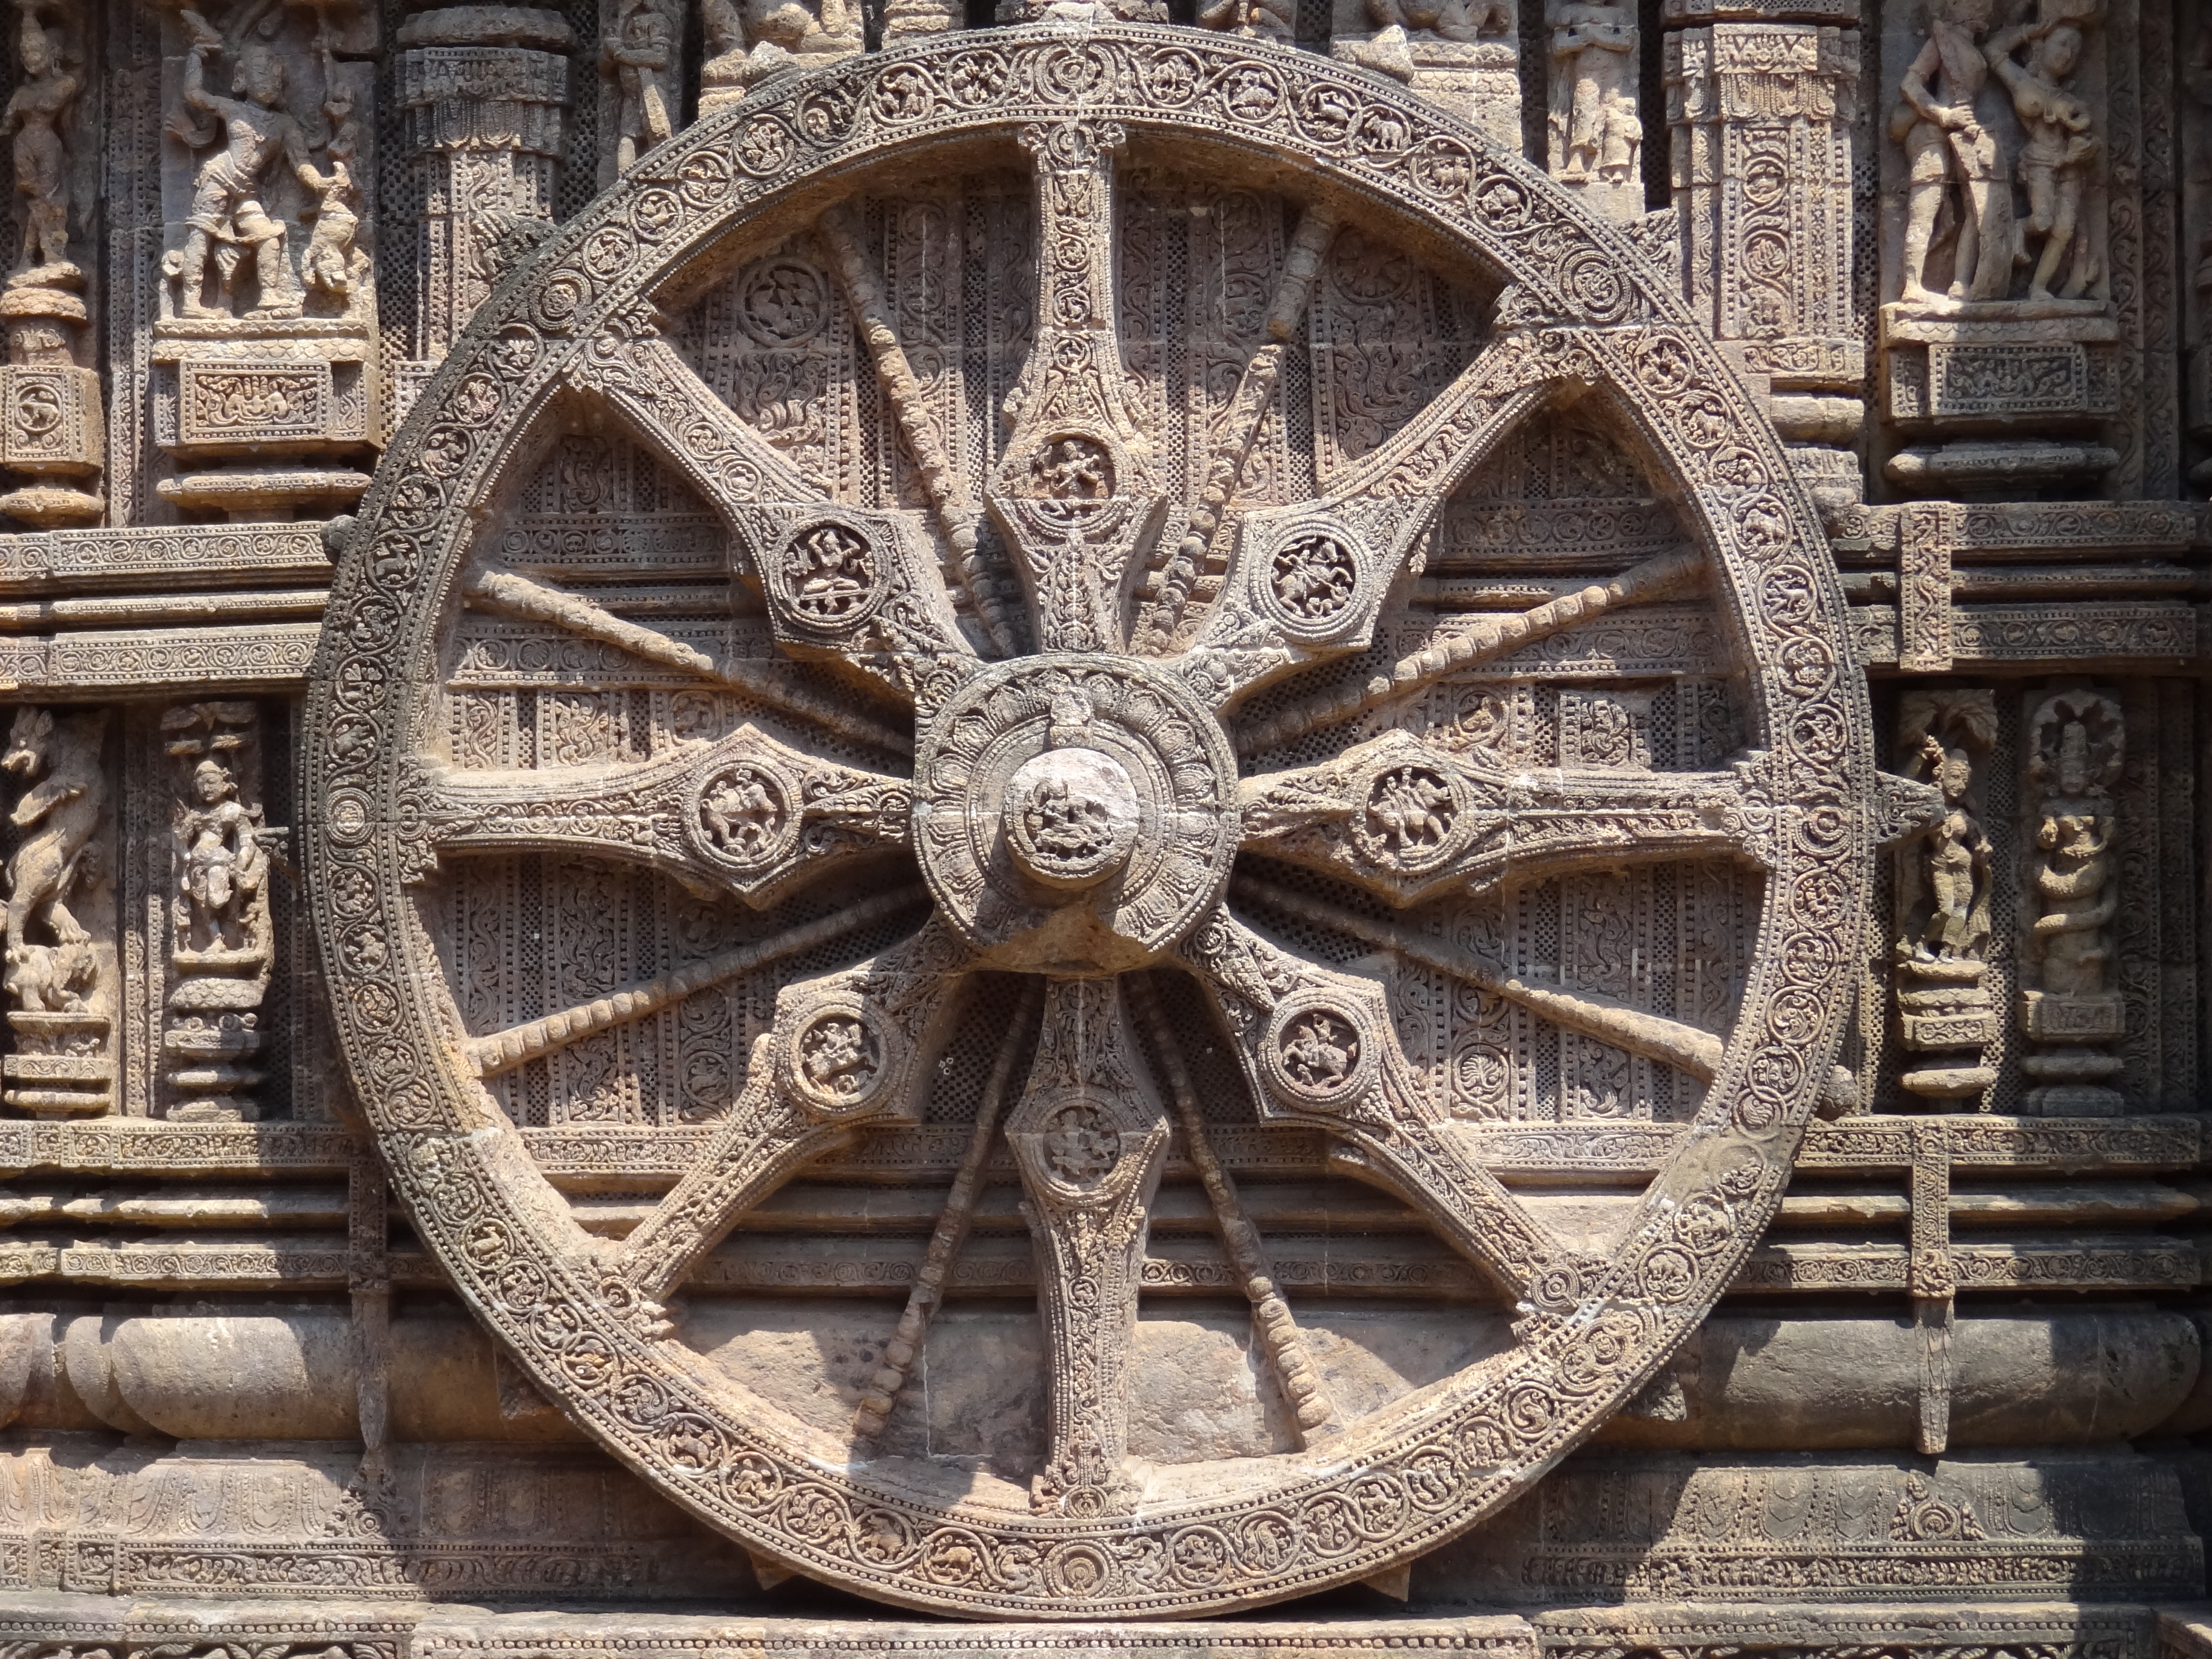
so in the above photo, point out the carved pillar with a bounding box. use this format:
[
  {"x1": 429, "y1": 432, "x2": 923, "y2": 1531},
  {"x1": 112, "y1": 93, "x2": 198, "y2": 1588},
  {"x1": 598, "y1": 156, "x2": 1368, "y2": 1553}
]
[
  {"x1": 1874, "y1": 0, "x2": 2134, "y2": 496},
  {"x1": 394, "y1": 7, "x2": 573, "y2": 424},
  {"x1": 1892, "y1": 689, "x2": 1999, "y2": 1104},
  {"x1": 1, "y1": 706, "x2": 115, "y2": 1118},
  {"x1": 0, "y1": 0, "x2": 101, "y2": 528},
  {"x1": 1667, "y1": 20, "x2": 1863, "y2": 507},
  {"x1": 160, "y1": 700, "x2": 273, "y2": 1122},
  {"x1": 150, "y1": 2, "x2": 382, "y2": 520},
  {"x1": 2018, "y1": 689, "x2": 2125, "y2": 1115}
]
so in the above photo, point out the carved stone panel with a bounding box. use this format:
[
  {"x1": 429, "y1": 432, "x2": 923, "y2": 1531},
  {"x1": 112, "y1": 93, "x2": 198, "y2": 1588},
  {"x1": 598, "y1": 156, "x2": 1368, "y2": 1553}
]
[{"x1": 305, "y1": 30, "x2": 1875, "y2": 1621}]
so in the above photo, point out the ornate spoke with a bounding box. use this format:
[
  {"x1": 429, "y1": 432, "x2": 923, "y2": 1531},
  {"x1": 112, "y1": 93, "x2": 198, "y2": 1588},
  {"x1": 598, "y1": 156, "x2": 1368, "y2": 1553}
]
[
  {"x1": 460, "y1": 886, "x2": 928, "y2": 1079},
  {"x1": 853, "y1": 980, "x2": 1044, "y2": 1445},
  {"x1": 985, "y1": 120, "x2": 1165, "y2": 654},
  {"x1": 568, "y1": 310, "x2": 979, "y2": 703},
  {"x1": 1240, "y1": 726, "x2": 1775, "y2": 904},
  {"x1": 1179, "y1": 907, "x2": 1564, "y2": 1301},
  {"x1": 1235, "y1": 547, "x2": 1704, "y2": 757},
  {"x1": 566, "y1": 312, "x2": 822, "y2": 511},
  {"x1": 818, "y1": 204, "x2": 1021, "y2": 659},
  {"x1": 1128, "y1": 973, "x2": 1342, "y2": 1444},
  {"x1": 1132, "y1": 206, "x2": 1343, "y2": 654},
  {"x1": 1005, "y1": 976, "x2": 1171, "y2": 1516},
  {"x1": 616, "y1": 918, "x2": 975, "y2": 1301},
  {"x1": 1238, "y1": 877, "x2": 1857, "y2": 1117},
  {"x1": 1178, "y1": 329, "x2": 1594, "y2": 709},
  {"x1": 461, "y1": 565, "x2": 914, "y2": 756},
  {"x1": 400, "y1": 725, "x2": 908, "y2": 908}
]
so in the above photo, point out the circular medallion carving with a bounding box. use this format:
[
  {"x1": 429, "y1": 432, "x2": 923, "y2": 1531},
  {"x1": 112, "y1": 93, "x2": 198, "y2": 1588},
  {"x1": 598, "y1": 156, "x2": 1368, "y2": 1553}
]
[
  {"x1": 307, "y1": 27, "x2": 1871, "y2": 1623},
  {"x1": 913, "y1": 655, "x2": 1238, "y2": 973}
]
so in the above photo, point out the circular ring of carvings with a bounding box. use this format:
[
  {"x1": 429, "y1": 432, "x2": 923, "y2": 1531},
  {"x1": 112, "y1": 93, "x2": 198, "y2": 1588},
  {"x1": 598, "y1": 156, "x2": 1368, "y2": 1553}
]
[{"x1": 306, "y1": 23, "x2": 1873, "y2": 1620}]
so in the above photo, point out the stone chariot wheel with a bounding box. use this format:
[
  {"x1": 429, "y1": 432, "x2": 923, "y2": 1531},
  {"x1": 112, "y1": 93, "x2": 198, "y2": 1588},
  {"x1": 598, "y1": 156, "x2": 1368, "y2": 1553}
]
[{"x1": 306, "y1": 23, "x2": 1874, "y2": 1620}]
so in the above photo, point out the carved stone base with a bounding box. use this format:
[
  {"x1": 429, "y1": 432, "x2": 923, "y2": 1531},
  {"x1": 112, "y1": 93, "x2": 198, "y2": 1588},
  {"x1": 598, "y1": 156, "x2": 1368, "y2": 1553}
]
[
  {"x1": 1417, "y1": 1447, "x2": 2202, "y2": 1603},
  {"x1": 2, "y1": 1010, "x2": 112, "y2": 1116},
  {"x1": 0, "y1": 1599, "x2": 1546, "y2": 1658}
]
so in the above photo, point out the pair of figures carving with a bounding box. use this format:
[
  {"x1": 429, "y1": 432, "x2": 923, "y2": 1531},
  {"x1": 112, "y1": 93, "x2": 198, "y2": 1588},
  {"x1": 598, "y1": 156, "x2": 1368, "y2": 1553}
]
[
  {"x1": 164, "y1": 3, "x2": 363, "y2": 320},
  {"x1": 2025, "y1": 694, "x2": 2120, "y2": 999},
  {"x1": 1549, "y1": 0, "x2": 1640, "y2": 189},
  {"x1": 1895, "y1": 0, "x2": 2104, "y2": 306}
]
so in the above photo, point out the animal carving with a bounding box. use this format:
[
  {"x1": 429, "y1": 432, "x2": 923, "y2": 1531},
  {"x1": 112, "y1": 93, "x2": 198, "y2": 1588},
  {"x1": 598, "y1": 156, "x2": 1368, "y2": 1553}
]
[{"x1": 1, "y1": 706, "x2": 106, "y2": 1010}]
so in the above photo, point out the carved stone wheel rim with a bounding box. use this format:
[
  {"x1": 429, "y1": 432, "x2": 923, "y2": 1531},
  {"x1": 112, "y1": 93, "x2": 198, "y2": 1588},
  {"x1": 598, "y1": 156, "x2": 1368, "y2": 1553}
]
[{"x1": 306, "y1": 23, "x2": 1872, "y2": 1620}]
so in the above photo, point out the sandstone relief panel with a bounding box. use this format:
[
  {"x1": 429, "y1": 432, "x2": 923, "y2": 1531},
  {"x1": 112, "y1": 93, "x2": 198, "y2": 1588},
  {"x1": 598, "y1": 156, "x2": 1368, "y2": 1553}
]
[{"x1": 0, "y1": 0, "x2": 2189, "y2": 1649}]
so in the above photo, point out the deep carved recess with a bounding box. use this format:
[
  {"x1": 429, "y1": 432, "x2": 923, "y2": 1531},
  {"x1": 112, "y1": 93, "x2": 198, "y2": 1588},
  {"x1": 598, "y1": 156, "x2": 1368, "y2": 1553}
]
[{"x1": 304, "y1": 25, "x2": 1872, "y2": 1620}]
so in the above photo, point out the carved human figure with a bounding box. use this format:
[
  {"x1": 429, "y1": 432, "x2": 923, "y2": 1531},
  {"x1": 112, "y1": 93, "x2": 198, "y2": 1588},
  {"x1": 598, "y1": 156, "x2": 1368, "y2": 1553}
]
[
  {"x1": 1196, "y1": 0, "x2": 1295, "y2": 39},
  {"x1": 169, "y1": 35, "x2": 332, "y2": 320},
  {"x1": 176, "y1": 756, "x2": 267, "y2": 954},
  {"x1": 2, "y1": 2, "x2": 75, "y2": 272},
  {"x1": 1983, "y1": 0, "x2": 2103, "y2": 300},
  {"x1": 1892, "y1": 0, "x2": 2011, "y2": 304},
  {"x1": 700, "y1": 0, "x2": 860, "y2": 105},
  {"x1": 2026, "y1": 709, "x2": 2117, "y2": 996},
  {"x1": 1, "y1": 706, "x2": 105, "y2": 1013},
  {"x1": 299, "y1": 159, "x2": 360, "y2": 300},
  {"x1": 604, "y1": 0, "x2": 675, "y2": 174},
  {"x1": 2031, "y1": 805, "x2": 2114, "y2": 991},
  {"x1": 1909, "y1": 733, "x2": 1992, "y2": 963},
  {"x1": 1549, "y1": 0, "x2": 1640, "y2": 185}
]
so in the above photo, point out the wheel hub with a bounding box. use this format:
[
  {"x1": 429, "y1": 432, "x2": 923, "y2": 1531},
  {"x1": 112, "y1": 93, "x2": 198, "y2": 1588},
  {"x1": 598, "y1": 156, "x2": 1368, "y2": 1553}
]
[{"x1": 914, "y1": 656, "x2": 1238, "y2": 974}]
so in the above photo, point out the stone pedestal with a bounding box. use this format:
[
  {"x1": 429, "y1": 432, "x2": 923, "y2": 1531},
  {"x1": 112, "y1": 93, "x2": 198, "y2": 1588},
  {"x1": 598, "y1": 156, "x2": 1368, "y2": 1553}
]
[
  {"x1": 1882, "y1": 300, "x2": 2121, "y2": 496},
  {"x1": 150, "y1": 318, "x2": 380, "y2": 518},
  {"x1": 0, "y1": 268, "x2": 103, "y2": 527}
]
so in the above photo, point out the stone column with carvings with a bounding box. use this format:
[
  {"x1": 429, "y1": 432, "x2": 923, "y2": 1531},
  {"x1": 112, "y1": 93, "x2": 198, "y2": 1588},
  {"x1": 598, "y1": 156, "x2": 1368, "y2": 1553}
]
[
  {"x1": 2017, "y1": 688, "x2": 2125, "y2": 1114},
  {"x1": 160, "y1": 700, "x2": 273, "y2": 1122},
  {"x1": 1666, "y1": 14, "x2": 1863, "y2": 511},
  {"x1": 1892, "y1": 688, "x2": 1999, "y2": 1105},
  {"x1": 0, "y1": 0, "x2": 101, "y2": 528},
  {"x1": 394, "y1": 4, "x2": 573, "y2": 426},
  {"x1": 152, "y1": 1, "x2": 383, "y2": 519}
]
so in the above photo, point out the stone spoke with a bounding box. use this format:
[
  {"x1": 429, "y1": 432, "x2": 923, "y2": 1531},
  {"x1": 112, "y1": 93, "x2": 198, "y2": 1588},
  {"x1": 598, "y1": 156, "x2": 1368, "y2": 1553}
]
[
  {"x1": 400, "y1": 723, "x2": 909, "y2": 908},
  {"x1": 1005, "y1": 976, "x2": 1171, "y2": 1516},
  {"x1": 1239, "y1": 726, "x2": 1773, "y2": 905},
  {"x1": 817, "y1": 202, "x2": 1021, "y2": 659},
  {"x1": 1237, "y1": 876, "x2": 1858, "y2": 1117},
  {"x1": 1176, "y1": 329, "x2": 1590, "y2": 710},
  {"x1": 852, "y1": 980, "x2": 1044, "y2": 1445},
  {"x1": 985, "y1": 119, "x2": 1166, "y2": 654},
  {"x1": 614, "y1": 917, "x2": 975, "y2": 1302},
  {"x1": 1178, "y1": 907, "x2": 1564, "y2": 1301},
  {"x1": 461, "y1": 564, "x2": 915, "y2": 756},
  {"x1": 1233, "y1": 548, "x2": 1704, "y2": 757},
  {"x1": 459, "y1": 886, "x2": 930, "y2": 1080},
  {"x1": 1131, "y1": 206, "x2": 1343, "y2": 654},
  {"x1": 569, "y1": 316, "x2": 978, "y2": 706},
  {"x1": 1127, "y1": 973, "x2": 1341, "y2": 1443},
  {"x1": 565, "y1": 316, "x2": 822, "y2": 514}
]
